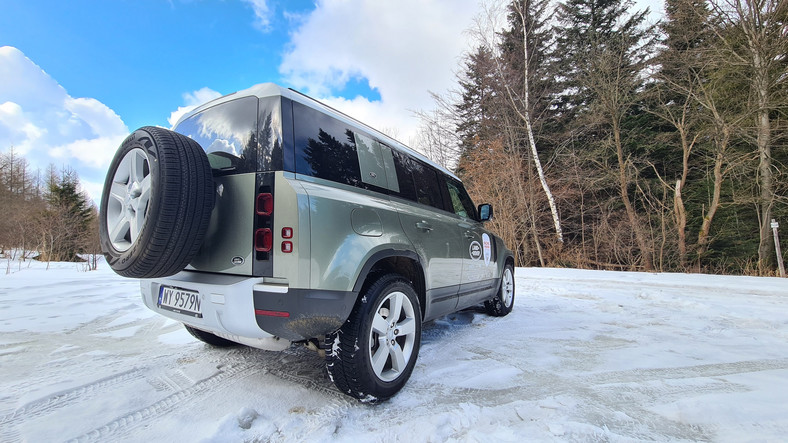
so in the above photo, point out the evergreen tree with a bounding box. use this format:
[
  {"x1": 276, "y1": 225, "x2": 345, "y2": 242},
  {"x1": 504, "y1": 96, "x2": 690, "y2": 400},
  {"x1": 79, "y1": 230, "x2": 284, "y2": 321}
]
[
  {"x1": 455, "y1": 45, "x2": 498, "y2": 156},
  {"x1": 554, "y1": 0, "x2": 657, "y2": 269},
  {"x1": 40, "y1": 167, "x2": 95, "y2": 262}
]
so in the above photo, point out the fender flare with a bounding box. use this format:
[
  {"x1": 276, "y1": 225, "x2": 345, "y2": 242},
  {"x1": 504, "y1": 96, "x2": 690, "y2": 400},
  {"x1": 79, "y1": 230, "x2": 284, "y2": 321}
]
[{"x1": 352, "y1": 249, "x2": 423, "y2": 293}]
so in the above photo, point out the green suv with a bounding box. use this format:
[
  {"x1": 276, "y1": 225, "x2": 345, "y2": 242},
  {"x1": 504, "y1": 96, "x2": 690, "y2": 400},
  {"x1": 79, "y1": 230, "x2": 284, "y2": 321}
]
[{"x1": 99, "y1": 83, "x2": 515, "y2": 401}]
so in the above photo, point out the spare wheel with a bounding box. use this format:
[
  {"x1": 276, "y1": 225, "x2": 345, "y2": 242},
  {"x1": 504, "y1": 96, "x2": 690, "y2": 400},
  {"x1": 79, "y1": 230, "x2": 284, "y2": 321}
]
[{"x1": 99, "y1": 126, "x2": 214, "y2": 278}]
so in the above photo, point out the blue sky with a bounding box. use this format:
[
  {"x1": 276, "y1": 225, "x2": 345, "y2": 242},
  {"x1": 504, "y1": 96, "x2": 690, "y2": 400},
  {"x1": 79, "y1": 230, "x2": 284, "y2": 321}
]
[
  {"x1": 1, "y1": 0, "x2": 484, "y2": 201},
  {"x1": 1, "y1": 0, "x2": 347, "y2": 131},
  {"x1": 1, "y1": 0, "x2": 661, "y2": 202}
]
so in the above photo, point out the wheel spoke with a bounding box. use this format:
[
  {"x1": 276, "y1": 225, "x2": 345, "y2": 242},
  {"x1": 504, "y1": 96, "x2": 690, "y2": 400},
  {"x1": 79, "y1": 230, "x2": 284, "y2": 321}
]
[
  {"x1": 370, "y1": 343, "x2": 389, "y2": 377},
  {"x1": 137, "y1": 176, "x2": 151, "y2": 218},
  {"x1": 130, "y1": 150, "x2": 146, "y2": 183},
  {"x1": 131, "y1": 203, "x2": 146, "y2": 242},
  {"x1": 396, "y1": 317, "x2": 415, "y2": 337},
  {"x1": 389, "y1": 342, "x2": 406, "y2": 373},
  {"x1": 129, "y1": 211, "x2": 140, "y2": 243},
  {"x1": 372, "y1": 312, "x2": 388, "y2": 335},
  {"x1": 109, "y1": 181, "x2": 127, "y2": 204},
  {"x1": 389, "y1": 292, "x2": 403, "y2": 322},
  {"x1": 139, "y1": 175, "x2": 151, "y2": 200},
  {"x1": 109, "y1": 216, "x2": 130, "y2": 245}
]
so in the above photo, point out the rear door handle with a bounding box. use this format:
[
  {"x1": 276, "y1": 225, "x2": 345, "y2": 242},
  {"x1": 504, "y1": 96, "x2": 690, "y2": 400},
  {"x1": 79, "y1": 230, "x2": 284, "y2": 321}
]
[
  {"x1": 415, "y1": 221, "x2": 433, "y2": 232},
  {"x1": 464, "y1": 231, "x2": 475, "y2": 239}
]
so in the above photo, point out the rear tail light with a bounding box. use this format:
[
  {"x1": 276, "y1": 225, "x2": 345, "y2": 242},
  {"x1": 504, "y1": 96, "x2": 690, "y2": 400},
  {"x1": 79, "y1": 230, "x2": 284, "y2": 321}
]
[
  {"x1": 256, "y1": 193, "x2": 273, "y2": 216},
  {"x1": 281, "y1": 227, "x2": 293, "y2": 239},
  {"x1": 281, "y1": 241, "x2": 293, "y2": 253},
  {"x1": 255, "y1": 228, "x2": 272, "y2": 252}
]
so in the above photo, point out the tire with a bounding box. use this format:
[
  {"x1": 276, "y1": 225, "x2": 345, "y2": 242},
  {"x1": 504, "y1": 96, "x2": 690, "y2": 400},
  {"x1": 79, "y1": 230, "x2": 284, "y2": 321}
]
[
  {"x1": 485, "y1": 263, "x2": 515, "y2": 316},
  {"x1": 99, "y1": 126, "x2": 214, "y2": 278},
  {"x1": 326, "y1": 274, "x2": 422, "y2": 402},
  {"x1": 184, "y1": 325, "x2": 238, "y2": 347}
]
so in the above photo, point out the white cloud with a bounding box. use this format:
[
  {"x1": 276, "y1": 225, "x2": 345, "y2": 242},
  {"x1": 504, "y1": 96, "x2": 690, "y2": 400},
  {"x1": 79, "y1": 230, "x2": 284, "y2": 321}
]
[
  {"x1": 242, "y1": 0, "x2": 273, "y2": 32},
  {"x1": 279, "y1": 0, "x2": 479, "y2": 148},
  {"x1": 167, "y1": 87, "x2": 222, "y2": 128},
  {"x1": 0, "y1": 46, "x2": 129, "y2": 204}
]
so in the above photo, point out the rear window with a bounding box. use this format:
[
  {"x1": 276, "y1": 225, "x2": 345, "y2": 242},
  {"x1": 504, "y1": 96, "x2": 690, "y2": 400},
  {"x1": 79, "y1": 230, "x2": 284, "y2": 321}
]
[{"x1": 175, "y1": 96, "x2": 283, "y2": 175}]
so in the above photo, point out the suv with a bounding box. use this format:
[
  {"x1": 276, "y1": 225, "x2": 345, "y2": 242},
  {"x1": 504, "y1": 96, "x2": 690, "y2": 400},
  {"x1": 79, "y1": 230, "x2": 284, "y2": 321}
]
[{"x1": 99, "y1": 83, "x2": 515, "y2": 401}]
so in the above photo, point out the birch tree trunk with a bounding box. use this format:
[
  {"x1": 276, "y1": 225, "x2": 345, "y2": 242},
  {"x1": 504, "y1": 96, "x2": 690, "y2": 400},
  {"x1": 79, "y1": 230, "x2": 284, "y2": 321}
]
[{"x1": 509, "y1": 1, "x2": 563, "y2": 243}]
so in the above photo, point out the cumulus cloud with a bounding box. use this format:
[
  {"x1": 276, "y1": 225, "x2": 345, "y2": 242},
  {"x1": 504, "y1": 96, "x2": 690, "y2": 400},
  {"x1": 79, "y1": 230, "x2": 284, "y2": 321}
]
[
  {"x1": 242, "y1": 0, "x2": 273, "y2": 32},
  {"x1": 167, "y1": 87, "x2": 222, "y2": 128},
  {"x1": 0, "y1": 46, "x2": 129, "y2": 203},
  {"x1": 279, "y1": 0, "x2": 479, "y2": 147}
]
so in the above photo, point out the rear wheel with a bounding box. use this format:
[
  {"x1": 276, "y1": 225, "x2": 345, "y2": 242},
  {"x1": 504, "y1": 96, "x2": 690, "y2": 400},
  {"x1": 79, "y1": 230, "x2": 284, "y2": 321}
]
[
  {"x1": 485, "y1": 263, "x2": 515, "y2": 316},
  {"x1": 184, "y1": 325, "x2": 238, "y2": 347},
  {"x1": 326, "y1": 274, "x2": 421, "y2": 402}
]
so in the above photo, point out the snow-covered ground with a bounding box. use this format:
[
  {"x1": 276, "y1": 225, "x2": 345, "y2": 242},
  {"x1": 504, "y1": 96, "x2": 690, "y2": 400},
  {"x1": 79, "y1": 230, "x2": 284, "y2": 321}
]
[{"x1": 1, "y1": 260, "x2": 787, "y2": 442}]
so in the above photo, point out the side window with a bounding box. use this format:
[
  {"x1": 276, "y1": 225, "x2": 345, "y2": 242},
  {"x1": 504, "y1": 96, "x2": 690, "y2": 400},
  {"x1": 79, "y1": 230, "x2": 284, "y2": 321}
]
[
  {"x1": 391, "y1": 150, "x2": 417, "y2": 201},
  {"x1": 379, "y1": 144, "x2": 400, "y2": 193},
  {"x1": 353, "y1": 132, "x2": 388, "y2": 189},
  {"x1": 293, "y1": 102, "x2": 361, "y2": 187},
  {"x1": 391, "y1": 151, "x2": 444, "y2": 209},
  {"x1": 174, "y1": 96, "x2": 259, "y2": 175},
  {"x1": 446, "y1": 179, "x2": 478, "y2": 220},
  {"x1": 412, "y1": 162, "x2": 444, "y2": 209}
]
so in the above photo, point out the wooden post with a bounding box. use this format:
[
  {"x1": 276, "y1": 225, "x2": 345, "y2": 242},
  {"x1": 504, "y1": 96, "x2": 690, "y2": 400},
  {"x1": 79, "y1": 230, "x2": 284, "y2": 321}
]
[{"x1": 772, "y1": 219, "x2": 786, "y2": 278}]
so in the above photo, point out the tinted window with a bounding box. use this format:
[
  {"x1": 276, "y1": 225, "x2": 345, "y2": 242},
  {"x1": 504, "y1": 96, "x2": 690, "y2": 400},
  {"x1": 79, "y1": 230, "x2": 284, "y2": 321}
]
[
  {"x1": 391, "y1": 151, "x2": 417, "y2": 201},
  {"x1": 256, "y1": 97, "x2": 284, "y2": 172},
  {"x1": 391, "y1": 151, "x2": 444, "y2": 210},
  {"x1": 353, "y1": 131, "x2": 388, "y2": 189},
  {"x1": 175, "y1": 97, "x2": 259, "y2": 175},
  {"x1": 293, "y1": 102, "x2": 361, "y2": 187},
  {"x1": 446, "y1": 179, "x2": 478, "y2": 220}
]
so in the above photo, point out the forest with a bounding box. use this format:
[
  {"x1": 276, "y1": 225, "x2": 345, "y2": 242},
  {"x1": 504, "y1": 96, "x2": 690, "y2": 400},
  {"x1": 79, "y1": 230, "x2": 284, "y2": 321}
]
[
  {"x1": 0, "y1": 148, "x2": 99, "y2": 273},
  {"x1": 2, "y1": 0, "x2": 785, "y2": 277},
  {"x1": 415, "y1": 0, "x2": 787, "y2": 275}
]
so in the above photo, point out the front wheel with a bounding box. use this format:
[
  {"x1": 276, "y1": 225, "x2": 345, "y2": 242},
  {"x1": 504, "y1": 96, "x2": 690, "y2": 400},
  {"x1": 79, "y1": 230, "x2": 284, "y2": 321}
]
[
  {"x1": 326, "y1": 274, "x2": 422, "y2": 402},
  {"x1": 485, "y1": 263, "x2": 515, "y2": 316}
]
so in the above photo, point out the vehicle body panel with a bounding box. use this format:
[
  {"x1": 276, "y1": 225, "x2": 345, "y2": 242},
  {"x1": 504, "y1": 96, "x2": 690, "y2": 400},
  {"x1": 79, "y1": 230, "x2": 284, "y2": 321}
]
[{"x1": 143, "y1": 82, "x2": 514, "y2": 348}]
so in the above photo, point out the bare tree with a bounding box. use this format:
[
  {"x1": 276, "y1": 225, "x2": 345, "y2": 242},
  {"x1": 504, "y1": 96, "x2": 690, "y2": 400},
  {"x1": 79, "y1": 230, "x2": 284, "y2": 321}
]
[{"x1": 707, "y1": 0, "x2": 787, "y2": 274}]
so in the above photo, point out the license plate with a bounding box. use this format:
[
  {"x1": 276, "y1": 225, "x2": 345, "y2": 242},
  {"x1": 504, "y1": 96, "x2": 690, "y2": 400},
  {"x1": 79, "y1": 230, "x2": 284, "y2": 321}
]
[{"x1": 158, "y1": 286, "x2": 203, "y2": 318}]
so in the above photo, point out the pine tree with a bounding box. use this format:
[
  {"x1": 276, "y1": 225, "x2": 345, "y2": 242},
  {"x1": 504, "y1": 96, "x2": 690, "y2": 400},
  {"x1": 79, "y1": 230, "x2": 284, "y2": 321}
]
[
  {"x1": 554, "y1": 0, "x2": 657, "y2": 270},
  {"x1": 39, "y1": 167, "x2": 95, "y2": 262},
  {"x1": 455, "y1": 45, "x2": 498, "y2": 156}
]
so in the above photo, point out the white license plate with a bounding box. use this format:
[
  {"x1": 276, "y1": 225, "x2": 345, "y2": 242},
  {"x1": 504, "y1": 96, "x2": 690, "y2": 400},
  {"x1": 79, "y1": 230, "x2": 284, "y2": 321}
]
[{"x1": 158, "y1": 286, "x2": 203, "y2": 318}]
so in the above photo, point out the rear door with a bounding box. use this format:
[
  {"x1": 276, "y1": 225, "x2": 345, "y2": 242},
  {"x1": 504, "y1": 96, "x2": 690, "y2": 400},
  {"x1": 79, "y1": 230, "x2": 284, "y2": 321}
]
[{"x1": 389, "y1": 151, "x2": 464, "y2": 319}]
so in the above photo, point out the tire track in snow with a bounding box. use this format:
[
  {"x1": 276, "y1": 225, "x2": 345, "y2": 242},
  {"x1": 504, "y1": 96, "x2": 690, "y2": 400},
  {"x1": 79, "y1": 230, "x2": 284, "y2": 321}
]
[
  {"x1": 65, "y1": 363, "x2": 260, "y2": 443},
  {"x1": 581, "y1": 357, "x2": 788, "y2": 385},
  {"x1": 399, "y1": 349, "x2": 788, "y2": 440},
  {"x1": 0, "y1": 368, "x2": 145, "y2": 443},
  {"x1": 206, "y1": 344, "x2": 349, "y2": 401}
]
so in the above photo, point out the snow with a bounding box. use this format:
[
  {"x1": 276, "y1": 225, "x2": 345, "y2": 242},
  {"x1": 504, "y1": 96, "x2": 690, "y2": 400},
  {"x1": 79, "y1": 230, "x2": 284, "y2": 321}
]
[{"x1": 1, "y1": 260, "x2": 787, "y2": 442}]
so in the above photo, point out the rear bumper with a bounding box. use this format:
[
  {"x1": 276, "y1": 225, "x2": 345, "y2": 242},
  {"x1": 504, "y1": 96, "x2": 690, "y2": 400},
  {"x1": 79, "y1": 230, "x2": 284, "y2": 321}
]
[
  {"x1": 141, "y1": 271, "x2": 357, "y2": 346},
  {"x1": 253, "y1": 288, "x2": 357, "y2": 341}
]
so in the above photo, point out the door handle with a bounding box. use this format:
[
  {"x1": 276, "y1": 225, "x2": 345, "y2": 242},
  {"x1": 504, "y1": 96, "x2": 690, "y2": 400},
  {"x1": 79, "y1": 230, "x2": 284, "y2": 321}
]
[
  {"x1": 464, "y1": 231, "x2": 475, "y2": 239},
  {"x1": 415, "y1": 221, "x2": 433, "y2": 231}
]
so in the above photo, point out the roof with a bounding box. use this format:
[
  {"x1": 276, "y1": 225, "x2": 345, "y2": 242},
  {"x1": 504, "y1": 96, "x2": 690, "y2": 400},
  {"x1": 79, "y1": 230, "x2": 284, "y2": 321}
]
[{"x1": 174, "y1": 82, "x2": 458, "y2": 181}]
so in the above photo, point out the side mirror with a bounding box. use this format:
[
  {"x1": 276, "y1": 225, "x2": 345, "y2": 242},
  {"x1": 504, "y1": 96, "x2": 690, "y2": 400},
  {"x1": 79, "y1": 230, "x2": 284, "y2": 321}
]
[{"x1": 478, "y1": 204, "x2": 493, "y2": 222}]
